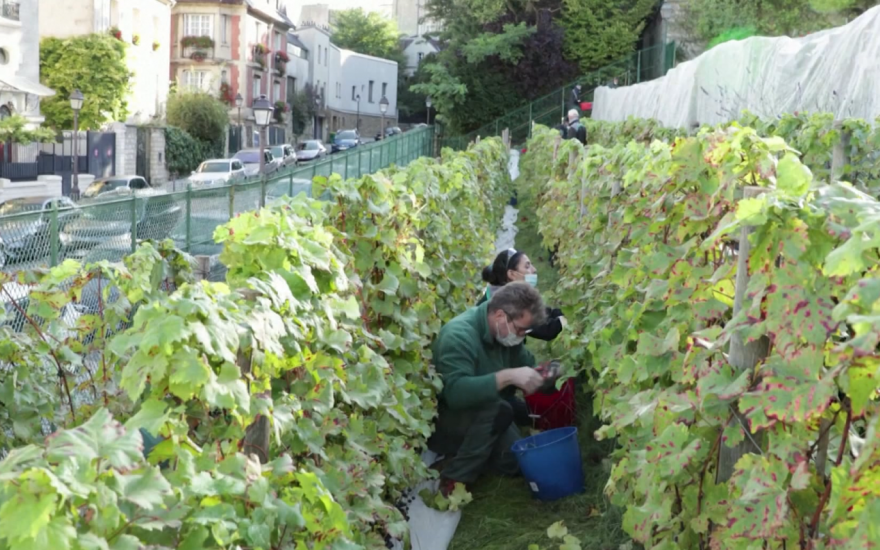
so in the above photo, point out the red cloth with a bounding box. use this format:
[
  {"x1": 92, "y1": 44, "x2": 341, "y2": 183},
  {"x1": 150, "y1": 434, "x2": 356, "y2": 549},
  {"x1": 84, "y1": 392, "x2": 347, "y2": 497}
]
[
  {"x1": 580, "y1": 101, "x2": 592, "y2": 111},
  {"x1": 525, "y1": 378, "x2": 576, "y2": 431}
]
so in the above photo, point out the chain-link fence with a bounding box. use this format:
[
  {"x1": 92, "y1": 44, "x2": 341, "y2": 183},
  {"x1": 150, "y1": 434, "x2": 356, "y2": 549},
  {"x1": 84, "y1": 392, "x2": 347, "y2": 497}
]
[
  {"x1": 0, "y1": 126, "x2": 436, "y2": 273},
  {"x1": 438, "y1": 42, "x2": 677, "y2": 150}
]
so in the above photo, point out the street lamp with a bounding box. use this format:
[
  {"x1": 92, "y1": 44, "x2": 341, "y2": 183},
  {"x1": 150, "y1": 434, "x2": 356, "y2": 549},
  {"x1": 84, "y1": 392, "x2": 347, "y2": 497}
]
[
  {"x1": 426, "y1": 96, "x2": 432, "y2": 125},
  {"x1": 314, "y1": 93, "x2": 321, "y2": 140},
  {"x1": 379, "y1": 95, "x2": 389, "y2": 140},
  {"x1": 252, "y1": 94, "x2": 273, "y2": 182},
  {"x1": 355, "y1": 94, "x2": 360, "y2": 131},
  {"x1": 69, "y1": 89, "x2": 84, "y2": 201},
  {"x1": 235, "y1": 92, "x2": 243, "y2": 152}
]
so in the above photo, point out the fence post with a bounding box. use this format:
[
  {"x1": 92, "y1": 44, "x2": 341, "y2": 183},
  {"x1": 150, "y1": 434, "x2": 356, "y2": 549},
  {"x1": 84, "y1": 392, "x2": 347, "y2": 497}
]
[
  {"x1": 185, "y1": 184, "x2": 192, "y2": 253},
  {"x1": 311, "y1": 161, "x2": 317, "y2": 183},
  {"x1": 716, "y1": 186, "x2": 770, "y2": 484},
  {"x1": 561, "y1": 86, "x2": 566, "y2": 120},
  {"x1": 260, "y1": 175, "x2": 267, "y2": 208},
  {"x1": 289, "y1": 172, "x2": 294, "y2": 197},
  {"x1": 49, "y1": 200, "x2": 59, "y2": 267},
  {"x1": 228, "y1": 183, "x2": 235, "y2": 220},
  {"x1": 831, "y1": 121, "x2": 851, "y2": 182},
  {"x1": 637, "y1": 50, "x2": 642, "y2": 82},
  {"x1": 357, "y1": 148, "x2": 362, "y2": 177},
  {"x1": 368, "y1": 145, "x2": 373, "y2": 173},
  {"x1": 130, "y1": 196, "x2": 138, "y2": 254},
  {"x1": 194, "y1": 255, "x2": 211, "y2": 281},
  {"x1": 528, "y1": 103, "x2": 533, "y2": 138},
  {"x1": 344, "y1": 152, "x2": 349, "y2": 180}
]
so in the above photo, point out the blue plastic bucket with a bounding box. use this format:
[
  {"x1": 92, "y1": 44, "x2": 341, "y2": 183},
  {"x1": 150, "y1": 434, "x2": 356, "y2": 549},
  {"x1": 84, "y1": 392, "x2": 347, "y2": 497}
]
[{"x1": 511, "y1": 427, "x2": 584, "y2": 501}]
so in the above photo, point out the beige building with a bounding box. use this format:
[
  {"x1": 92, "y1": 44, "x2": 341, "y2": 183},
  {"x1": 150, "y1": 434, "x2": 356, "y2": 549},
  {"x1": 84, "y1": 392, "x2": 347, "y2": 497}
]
[
  {"x1": 391, "y1": 0, "x2": 440, "y2": 37},
  {"x1": 0, "y1": 0, "x2": 54, "y2": 127},
  {"x1": 38, "y1": 0, "x2": 173, "y2": 124},
  {"x1": 170, "y1": 0, "x2": 292, "y2": 147}
]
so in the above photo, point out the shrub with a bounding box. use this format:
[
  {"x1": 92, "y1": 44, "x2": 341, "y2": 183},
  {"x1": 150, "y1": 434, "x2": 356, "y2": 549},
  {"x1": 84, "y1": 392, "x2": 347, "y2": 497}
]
[
  {"x1": 166, "y1": 90, "x2": 229, "y2": 154},
  {"x1": 164, "y1": 125, "x2": 212, "y2": 177}
]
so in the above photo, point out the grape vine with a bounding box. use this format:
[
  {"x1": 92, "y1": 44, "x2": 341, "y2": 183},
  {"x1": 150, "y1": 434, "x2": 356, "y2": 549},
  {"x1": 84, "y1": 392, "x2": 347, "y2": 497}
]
[
  {"x1": 521, "y1": 120, "x2": 880, "y2": 548},
  {"x1": 0, "y1": 137, "x2": 511, "y2": 549}
]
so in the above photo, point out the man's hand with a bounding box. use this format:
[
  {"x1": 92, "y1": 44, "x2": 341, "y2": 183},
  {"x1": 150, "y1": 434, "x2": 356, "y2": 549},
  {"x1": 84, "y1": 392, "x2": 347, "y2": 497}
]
[{"x1": 504, "y1": 367, "x2": 545, "y2": 395}]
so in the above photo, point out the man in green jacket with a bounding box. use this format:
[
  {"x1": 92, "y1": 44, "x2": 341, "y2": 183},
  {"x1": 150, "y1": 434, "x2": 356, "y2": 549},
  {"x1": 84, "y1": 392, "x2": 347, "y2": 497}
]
[{"x1": 429, "y1": 282, "x2": 547, "y2": 494}]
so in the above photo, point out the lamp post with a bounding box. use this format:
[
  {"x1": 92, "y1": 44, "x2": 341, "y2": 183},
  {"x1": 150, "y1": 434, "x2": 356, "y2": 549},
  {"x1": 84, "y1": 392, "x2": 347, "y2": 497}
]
[
  {"x1": 426, "y1": 96, "x2": 432, "y2": 125},
  {"x1": 314, "y1": 93, "x2": 321, "y2": 140},
  {"x1": 235, "y1": 92, "x2": 243, "y2": 152},
  {"x1": 355, "y1": 94, "x2": 360, "y2": 131},
  {"x1": 69, "y1": 90, "x2": 84, "y2": 201},
  {"x1": 252, "y1": 94, "x2": 273, "y2": 178},
  {"x1": 379, "y1": 95, "x2": 389, "y2": 140}
]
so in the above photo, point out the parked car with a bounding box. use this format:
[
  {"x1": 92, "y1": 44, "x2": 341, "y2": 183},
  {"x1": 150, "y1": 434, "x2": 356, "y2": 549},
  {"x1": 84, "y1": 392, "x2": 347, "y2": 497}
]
[
  {"x1": 270, "y1": 144, "x2": 297, "y2": 168},
  {"x1": 0, "y1": 196, "x2": 80, "y2": 267},
  {"x1": 82, "y1": 175, "x2": 154, "y2": 199},
  {"x1": 332, "y1": 130, "x2": 361, "y2": 153},
  {"x1": 233, "y1": 149, "x2": 280, "y2": 177},
  {"x1": 375, "y1": 126, "x2": 402, "y2": 141},
  {"x1": 296, "y1": 140, "x2": 328, "y2": 162},
  {"x1": 189, "y1": 159, "x2": 246, "y2": 187}
]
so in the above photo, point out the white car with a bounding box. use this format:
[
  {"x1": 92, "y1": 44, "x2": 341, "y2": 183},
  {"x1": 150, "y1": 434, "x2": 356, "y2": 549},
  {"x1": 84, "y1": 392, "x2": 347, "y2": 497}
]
[
  {"x1": 233, "y1": 149, "x2": 280, "y2": 177},
  {"x1": 270, "y1": 144, "x2": 297, "y2": 168},
  {"x1": 189, "y1": 159, "x2": 246, "y2": 186},
  {"x1": 296, "y1": 140, "x2": 327, "y2": 162}
]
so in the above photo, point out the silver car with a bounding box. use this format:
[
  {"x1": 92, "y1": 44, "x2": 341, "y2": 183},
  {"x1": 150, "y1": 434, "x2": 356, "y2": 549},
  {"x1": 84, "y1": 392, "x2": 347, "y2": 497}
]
[
  {"x1": 270, "y1": 144, "x2": 297, "y2": 168},
  {"x1": 190, "y1": 159, "x2": 247, "y2": 187},
  {"x1": 295, "y1": 140, "x2": 327, "y2": 162},
  {"x1": 233, "y1": 149, "x2": 280, "y2": 177}
]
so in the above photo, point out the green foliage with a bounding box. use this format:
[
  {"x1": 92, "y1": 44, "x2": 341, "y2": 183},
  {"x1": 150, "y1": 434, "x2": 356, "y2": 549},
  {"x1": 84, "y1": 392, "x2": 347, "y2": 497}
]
[
  {"x1": 290, "y1": 86, "x2": 318, "y2": 138},
  {"x1": 707, "y1": 26, "x2": 758, "y2": 49},
  {"x1": 0, "y1": 137, "x2": 511, "y2": 547},
  {"x1": 166, "y1": 91, "x2": 229, "y2": 156},
  {"x1": 331, "y1": 8, "x2": 406, "y2": 66},
  {"x1": 0, "y1": 115, "x2": 56, "y2": 144},
  {"x1": 520, "y1": 114, "x2": 880, "y2": 548},
  {"x1": 39, "y1": 34, "x2": 130, "y2": 130},
  {"x1": 460, "y1": 23, "x2": 535, "y2": 64},
  {"x1": 560, "y1": 0, "x2": 657, "y2": 72},
  {"x1": 164, "y1": 125, "x2": 212, "y2": 176}
]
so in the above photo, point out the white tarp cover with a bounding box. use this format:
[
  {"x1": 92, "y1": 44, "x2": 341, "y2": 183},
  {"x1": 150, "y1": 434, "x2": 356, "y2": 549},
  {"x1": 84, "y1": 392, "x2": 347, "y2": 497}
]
[{"x1": 592, "y1": 6, "x2": 880, "y2": 128}]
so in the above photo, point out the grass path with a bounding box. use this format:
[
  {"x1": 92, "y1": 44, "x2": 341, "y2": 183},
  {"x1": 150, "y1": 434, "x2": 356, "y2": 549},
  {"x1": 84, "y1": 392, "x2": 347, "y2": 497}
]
[{"x1": 447, "y1": 181, "x2": 628, "y2": 550}]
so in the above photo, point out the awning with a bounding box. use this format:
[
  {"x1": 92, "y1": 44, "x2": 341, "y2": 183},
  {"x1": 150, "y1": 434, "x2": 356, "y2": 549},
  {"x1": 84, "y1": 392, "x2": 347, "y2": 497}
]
[{"x1": 0, "y1": 76, "x2": 55, "y2": 97}]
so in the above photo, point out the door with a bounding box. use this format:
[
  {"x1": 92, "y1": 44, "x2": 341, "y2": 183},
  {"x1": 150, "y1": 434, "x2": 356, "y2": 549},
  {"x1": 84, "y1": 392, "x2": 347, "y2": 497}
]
[
  {"x1": 136, "y1": 127, "x2": 150, "y2": 180},
  {"x1": 88, "y1": 132, "x2": 117, "y2": 179}
]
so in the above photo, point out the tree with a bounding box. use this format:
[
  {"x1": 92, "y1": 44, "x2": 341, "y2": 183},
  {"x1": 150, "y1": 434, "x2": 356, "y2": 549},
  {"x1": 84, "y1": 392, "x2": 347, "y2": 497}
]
[
  {"x1": 0, "y1": 115, "x2": 56, "y2": 144},
  {"x1": 39, "y1": 34, "x2": 131, "y2": 129},
  {"x1": 560, "y1": 0, "x2": 658, "y2": 73},
  {"x1": 331, "y1": 8, "x2": 406, "y2": 65},
  {"x1": 290, "y1": 84, "x2": 319, "y2": 138},
  {"x1": 166, "y1": 91, "x2": 229, "y2": 158}
]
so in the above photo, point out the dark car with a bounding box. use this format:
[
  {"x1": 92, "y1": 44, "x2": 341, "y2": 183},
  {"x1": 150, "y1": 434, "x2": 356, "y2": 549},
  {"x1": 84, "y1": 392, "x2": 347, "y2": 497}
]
[
  {"x1": 375, "y1": 126, "x2": 402, "y2": 141},
  {"x1": 332, "y1": 130, "x2": 361, "y2": 153},
  {"x1": 0, "y1": 196, "x2": 80, "y2": 267}
]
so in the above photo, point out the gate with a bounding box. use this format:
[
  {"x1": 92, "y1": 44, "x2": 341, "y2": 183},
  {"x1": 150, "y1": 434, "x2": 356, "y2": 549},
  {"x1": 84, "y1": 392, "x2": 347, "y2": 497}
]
[
  {"x1": 228, "y1": 126, "x2": 243, "y2": 155},
  {"x1": 135, "y1": 127, "x2": 149, "y2": 180},
  {"x1": 87, "y1": 131, "x2": 116, "y2": 179}
]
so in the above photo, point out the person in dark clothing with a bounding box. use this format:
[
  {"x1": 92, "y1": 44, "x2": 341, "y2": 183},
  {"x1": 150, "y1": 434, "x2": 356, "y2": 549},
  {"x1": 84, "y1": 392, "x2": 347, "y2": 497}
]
[
  {"x1": 554, "y1": 117, "x2": 570, "y2": 137},
  {"x1": 567, "y1": 109, "x2": 587, "y2": 145},
  {"x1": 479, "y1": 248, "x2": 565, "y2": 342},
  {"x1": 570, "y1": 84, "x2": 582, "y2": 110},
  {"x1": 608, "y1": 77, "x2": 619, "y2": 89}
]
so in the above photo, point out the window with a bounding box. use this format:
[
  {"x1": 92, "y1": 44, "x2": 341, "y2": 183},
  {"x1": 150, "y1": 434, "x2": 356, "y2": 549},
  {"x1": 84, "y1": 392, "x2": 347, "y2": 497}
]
[
  {"x1": 351, "y1": 86, "x2": 356, "y2": 100},
  {"x1": 368, "y1": 81, "x2": 374, "y2": 102},
  {"x1": 130, "y1": 178, "x2": 148, "y2": 190},
  {"x1": 253, "y1": 74, "x2": 261, "y2": 101},
  {"x1": 255, "y1": 22, "x2": 261, "y2": 43},
  {"x1": 381, "y1": 82, "x2": 387, "y2": 98},
  {"x1": 232, "y1": 160, "x2": 243, "y2": 171},
  {"x1": 221, "y1": 15, "x2": 229, "y2": 44},
  {"x1": 318, "y1": 45, "x2": 322, "y2": 64},
  {"x1": 274, "y1": 33, "x2": 282, "y2": 51},
  {"x1": 184, "y1": 14, "x2": 212, "y2": 38},
  {"x1": 418, "y1": 52, "x2": 424, "y2": 62},
  {"x1": 273, "y1": 80, "x2": 281, "y2": 102},
  {"x1": 183, "y1": 70, "x2": 208, "y2": 91},
  {"x1": 221, "y1": 70, "x2": 228, "y2": 84}
]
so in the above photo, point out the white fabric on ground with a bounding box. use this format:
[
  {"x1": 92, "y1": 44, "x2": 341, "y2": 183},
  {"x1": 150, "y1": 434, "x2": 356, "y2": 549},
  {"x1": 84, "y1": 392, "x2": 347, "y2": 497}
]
[
  {"x1": 399, "y1": 148, "x2": 522, "y2": 550},
  {"x1": 592, "y1": 6, "x2": 880, "y2": 127}
]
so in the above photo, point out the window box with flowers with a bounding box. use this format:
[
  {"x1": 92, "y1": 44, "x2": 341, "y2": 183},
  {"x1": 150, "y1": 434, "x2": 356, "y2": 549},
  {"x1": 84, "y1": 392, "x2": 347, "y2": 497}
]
[
  {"x1": 274, "y1": 50, "x2": 290, "y2": 74},
  {"x1": 109, "y1": 27, "x2": 122, "y2": 40},
  {"x1": 219, "y1": 82, "x2": 236, "y2": 106},
  {"x1": 181, "y1": 36, "x2": 214, "y2": 62},
  {"x1": 273, "y1": 101, "x2": 289, "y2": 124},
  {"x1": 253, "y1": 44, "x2": 268, "y2": 68}
]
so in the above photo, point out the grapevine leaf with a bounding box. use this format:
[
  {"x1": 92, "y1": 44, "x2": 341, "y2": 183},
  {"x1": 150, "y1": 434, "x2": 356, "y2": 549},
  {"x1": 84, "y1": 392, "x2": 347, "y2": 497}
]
[
  {"x1": 776, "y1": 153, "x2": 811, "y2": 197},
  {"x1": 727, "y1": 455, "x2": 789, "y2": 539},
  {"x1": 114, "y1": 467, "x2": 173, "y2": 510},
  {"x1": 547, "y1": 521, "x2": 568, "y2": 539}
]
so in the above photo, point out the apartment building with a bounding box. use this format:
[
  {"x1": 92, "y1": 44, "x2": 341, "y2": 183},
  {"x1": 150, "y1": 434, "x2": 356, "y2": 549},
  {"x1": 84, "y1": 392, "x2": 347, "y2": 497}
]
[
  {"x1": 170, "y1": 0, "x2": 292, "y2": 146},
  {"x1": 295, "y1": 23, "x2": 398, "y2": 141},
  {"x1": 392, "y1": 0, "x2": 440, "y2": 37},
  {"x1": 1, "y1": 0, "x2": 54, "y2": 127},
  {"x1": 400, "y1": 35, "x2": 441, "y2": 76},
  {"x1": 39, "y1": 0, "x2": 173, "y2": 124}
]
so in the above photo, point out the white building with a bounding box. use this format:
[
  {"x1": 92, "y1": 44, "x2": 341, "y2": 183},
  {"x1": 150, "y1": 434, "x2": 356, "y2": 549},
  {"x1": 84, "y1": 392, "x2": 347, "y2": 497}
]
[
  {"x1": 392, "y1": 0, "x2": 440, "y2": 37},
  {"x1": 295, "y1": 23, "x2": 398, "y2": 141},
  {"x1": 39, "y1": 0, "x2": 172, "y2": 124},
  {"x1": 400, "y1": 35, "x2": 441, "y2": 76},
  {"x1": 0, "y1": 0, "x2": 55, "y2": 127}
]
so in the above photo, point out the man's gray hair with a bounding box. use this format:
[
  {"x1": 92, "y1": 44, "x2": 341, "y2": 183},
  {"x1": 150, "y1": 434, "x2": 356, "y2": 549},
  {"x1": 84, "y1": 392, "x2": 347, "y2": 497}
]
[
  {"x1": 487, "y1": 282, "x2": 547, "y2": 326},
  {"x1": 567, "y1": 109, "x2": 579, "y2": 122}
]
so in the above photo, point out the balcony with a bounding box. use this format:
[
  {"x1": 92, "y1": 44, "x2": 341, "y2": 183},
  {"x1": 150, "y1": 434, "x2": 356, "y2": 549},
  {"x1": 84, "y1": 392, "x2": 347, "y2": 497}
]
[
  {"x1": 180, "y1": 36, "x2": 215, "y2": 62},
  {"x1": 1, "y1": 0, "x2": 19, "y2": 21}
]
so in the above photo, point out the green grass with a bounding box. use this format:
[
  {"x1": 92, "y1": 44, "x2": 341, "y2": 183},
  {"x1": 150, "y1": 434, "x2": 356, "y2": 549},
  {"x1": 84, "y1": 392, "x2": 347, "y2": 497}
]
[{"x1": 447, "y1": 176, "x2": 629, "y2": 550}]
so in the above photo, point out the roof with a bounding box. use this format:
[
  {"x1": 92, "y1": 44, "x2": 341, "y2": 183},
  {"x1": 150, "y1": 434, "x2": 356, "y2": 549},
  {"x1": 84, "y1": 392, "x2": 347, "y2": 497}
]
[
  {"x1": 287, "y1": 32, "x2": 308, "y2": 50},
  {"x1": 400, "y1": 35, "x2": 443, "y2": 52},
  {"x1": 244, "y1": 0, "x2": 289, "y2": 27},
  {"x1": 0, "y1": 76, "x2": 55, "y2": 97}
]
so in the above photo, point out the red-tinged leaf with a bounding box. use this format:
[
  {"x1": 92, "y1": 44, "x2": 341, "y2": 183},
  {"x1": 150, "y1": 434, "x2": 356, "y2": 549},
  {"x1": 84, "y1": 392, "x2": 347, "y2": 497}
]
[
  {"x1": 727, "y1": 455, "x2": 790, "y2": 540},
  {"x1": 740, "y1": 369, "x2": 836, "y2": 431}
]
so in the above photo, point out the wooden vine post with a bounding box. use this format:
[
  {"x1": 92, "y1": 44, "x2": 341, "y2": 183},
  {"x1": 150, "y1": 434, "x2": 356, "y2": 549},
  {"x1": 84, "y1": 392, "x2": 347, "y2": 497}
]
[{"x1": 716, "y1": 186, "x2": 771, "y2": 483}]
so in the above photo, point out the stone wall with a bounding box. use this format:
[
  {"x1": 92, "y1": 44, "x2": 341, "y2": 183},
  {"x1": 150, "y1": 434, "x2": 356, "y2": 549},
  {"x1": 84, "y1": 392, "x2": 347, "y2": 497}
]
[
  {"x1": 148, "y1": 128, "x2": 169, "y2": 187},
  {"x1": 109, "y1": 123, "x2": 168, "y2": 187}
]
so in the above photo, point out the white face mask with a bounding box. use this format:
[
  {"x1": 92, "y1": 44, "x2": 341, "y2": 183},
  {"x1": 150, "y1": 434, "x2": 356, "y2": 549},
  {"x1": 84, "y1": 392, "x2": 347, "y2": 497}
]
[
  {"x1": 524, "y1": 273, "x2": 538, "y2": 287},
  {"x1": 496, "y1": 317, "x2": 525, "y2": 347}
]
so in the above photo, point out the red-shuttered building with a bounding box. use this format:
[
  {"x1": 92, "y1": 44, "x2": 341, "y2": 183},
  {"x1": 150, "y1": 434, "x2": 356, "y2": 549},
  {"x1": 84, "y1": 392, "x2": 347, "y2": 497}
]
[{"x1": 170, "y1": 0, "x2": 291, "y2": 149}]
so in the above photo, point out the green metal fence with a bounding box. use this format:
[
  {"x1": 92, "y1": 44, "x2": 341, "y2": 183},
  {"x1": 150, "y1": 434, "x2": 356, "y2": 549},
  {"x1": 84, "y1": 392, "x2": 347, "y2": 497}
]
[
  {"x1": 0, "y1": 126, "x2": 436, "y2": 273},
  {"x1": 438, "y1": 42, "x2": 678, "y2": 150}
]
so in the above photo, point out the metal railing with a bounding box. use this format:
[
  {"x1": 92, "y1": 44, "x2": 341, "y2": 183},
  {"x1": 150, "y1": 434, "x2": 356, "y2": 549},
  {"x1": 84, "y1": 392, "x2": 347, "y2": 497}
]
[
  {"x1": 0, "y1": 126, "x2": 436, "y2": 273},
  {"x1": 439, "y1": 42, "x2": 677, "y2": 150}
]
